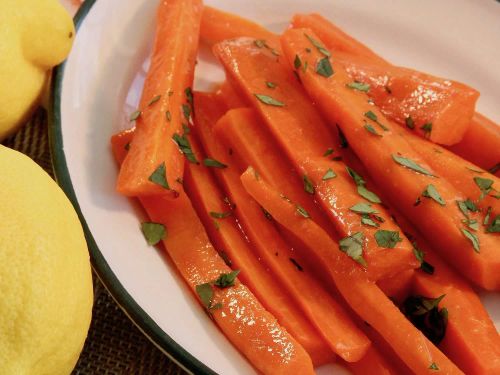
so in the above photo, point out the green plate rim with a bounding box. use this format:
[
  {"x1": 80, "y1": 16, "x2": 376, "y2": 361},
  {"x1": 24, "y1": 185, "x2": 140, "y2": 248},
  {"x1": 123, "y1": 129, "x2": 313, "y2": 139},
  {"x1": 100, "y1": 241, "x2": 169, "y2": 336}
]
[{"x1": 48, "y1": 1, "x2": 217, "y2": 374}]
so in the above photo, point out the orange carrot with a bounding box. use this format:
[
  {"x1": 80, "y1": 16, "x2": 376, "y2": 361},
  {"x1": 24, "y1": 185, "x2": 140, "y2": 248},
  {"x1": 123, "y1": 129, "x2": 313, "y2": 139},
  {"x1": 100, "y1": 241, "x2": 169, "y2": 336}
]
[
  {"x1": 447, "y1": 113, "x2": 500, "y2": 176},
  {"x1": 116, "y1": 0, "x2": 202, "y2": 197},
  {"x1": 334, "y1": 52, "x2": 479, "y2": 145},
  {"x1": 184, "y1": 134, "x2": 335, "y2": 366},
  {"x1": 112, "y1": 138, "x2": 315, "y2": 375},
  {"x1": 403, "y1": 128, "x2": 500, "y2": 215},
  {"x1": 214, "y1": 108, "x2": 337, "y2": 238},
  {"x1": 391, "y1": 212, "x2": 500, "y2": 375},
  {"x1": 377, "y1": 270, "x2": 415, "y2": 305},
  {"x1": 216, "y1": 80, "x2": 248, "y2": 109},
  {"x1": 291, "y1": 13, "x2": 388, "y2": 65},
  {"x1": 281, "y1": 28, "x2": 500, "y2": 290},
  {"x1": 212, "y1": 41, "x2": 418, "y2": 281},
  {"x1": 200, "y1": 6, "x2": 276, "y2": 47},
  {"x1": 240, "y1": 168, "x2": 463, "y2": 374},
  {"x1": 347, "y1": 346, "x2": 401, "y2": 375},
  {"x1": 193, "y1": 91, "x2": 370, "y2": 362}
]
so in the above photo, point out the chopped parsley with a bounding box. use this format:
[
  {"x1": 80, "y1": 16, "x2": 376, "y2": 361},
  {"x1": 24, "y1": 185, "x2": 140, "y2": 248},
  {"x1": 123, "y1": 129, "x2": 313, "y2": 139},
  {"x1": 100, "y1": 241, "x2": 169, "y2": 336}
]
[
  {"x1": 141, "y1": 222, "x2": 166, "y2": 246},
  {"x1": 346, "y1": 82, "x2": 370, "y2": 92},
  {"x1": 339, "y1": 232, "x2": 367, "y2": 266},
  {"x1": 429, "y1": 363, "x2": 440, "y2": 371},
  {"x1": 350, "y1": 202, "x2": 378, "y2": 215},
  {"x1": 294, "y1": 54, "x2": 302, "y2": 69},
  {"x1": 254, "y1": 94, "x2": 285, "y2": 107},
  {"x1": 422, "y1": 184, "x2": 446, "y2": 206},
  {"x1": 304, "y1": 33, "x2": 331, "y2": 57},
  {"x1": 323, "y1": 147, "x2": 334, "y2": 156},
  {"x1": 173, "y1": 134, "x2": 198, "y2": 164},
  {"x1": 182, "y1": 104, "x2": 191, "y2": 121},
  {"x1": 296, "y1": 204, "x2": 310, "y2": 218},
  {"x1": 486, "y1": 214, "x2": 500, "y2": 233},
  {"x1": 166, "y1": 110, "x2": 172, "y2": 122},
  {"x1": 149, "y1": 162, "x2": 169, "y2": 189},
  {"x1": 412, "y1": 241, "x2": 434, "y2": 275},
  {"x1": 303, "y1": 175, "x2": 315, "y2": 194},
  {"x1": 420, "y1": 123, "x2": 433, "y2": 137},
  {"x1": 129, "y1": 110, "x2": 141, "y2": 122},
  {"x1": 405, "y1": 116, "x2": 415, "y2": 129},
  {"x1": 204, "y1": 158, "x2": 228, "y2": 168},
  {"x1": 316, "y1": 57, "x2": 334, "y2": 78},
  {"x1": 392, "y1": 154, "x2": 436, "y2": 177},
  {"x1": 213, "y1": 270, "x2": 240, "y2": 288},
  {"x1": 361, "y1": 215, "x2": 379, "y2": 227},
  {"x1": 322, "y1": 168, "x2": 337, "y2": 181},
  {"x1": 364, "y1": 123, "x2": 382, "y2": 136},
  {"x1": 364, "y1": 110, "x2": 389, "y2": 131},
  {"x1": 266, "y1": 81, "x2": 277, "y2": 89},
  {"x1": 209, "y1": 211, "x2": 232, "y2": 219},
  {"x1": 461, "y1": 228, "x2": 480, "y2": 253},
  {"x1": 196, "y1": 270, "x2": 241, "y2": 311},
  {"x1": 346, "y1": 167, "x2": 382, "y2": 204},
  {"x1": 147, "y1": 95, "x2": 161, "y2": 106},
  {"x1": 374, "y1": 230, "x2": 402, "y2": 248},
  {"x1": 473, "y1": 177, "x2": 494, "y2": 200}
]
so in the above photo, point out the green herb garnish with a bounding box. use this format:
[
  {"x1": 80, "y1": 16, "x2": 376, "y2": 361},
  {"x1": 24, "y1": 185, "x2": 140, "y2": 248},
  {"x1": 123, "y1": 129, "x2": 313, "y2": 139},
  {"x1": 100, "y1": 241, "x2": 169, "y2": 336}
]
[
  {"x1": 266, "y1": 81, "x2": 277, "y2": 89},
  {"x1": 392, "y1": 154, "x2": 436, "y2": 177},
  {"x1": 350, "y1": 202, "x2": 378, "y2": 215},
  {"x1": 346, "y1": 167, "x2": 382, "y2": 203},
  {"x1": 296, "y1": 204, "x2": 310, "y2": 218},
  {"x1": 420, "y1": 123, "x2": 433, "y2": 137},
  {"x1": 322, "y1": 168, "x2": 337, "y2": 181},
  {"x1": 346, "y1": 82, "x2": 370, "y2": 92},
  {"x1": 213, "y1": 270, "x2": 240, "y2": 288},
  {"x1": 149, "y1": 162, "x2": 169, "y2": 189},
  {"x1": 204, "y1": 158, "x2": 227, "y2": 168},
  {"x1": 182, "y1": 104, "x2": 191, "y2": 120},
  {"x1": 173, "y1": 134, "x2": 198, "y2": 164},
  {"x1": 405, "y1": 116, "x2": 415, "y2": 129},
  {"x1": 147, "y1": 95, "x2": 161, "y2": 106},
  {"x1": 361, "y1": 215, "x2": 379, "y2": 227},
  {"x1": 429, "y1": 363, "x2": 439, "y2": 371},
  {"x1": 473, "y1": 177, "x2": 494, "y2": 200},
  {"x1": 209, "y1": 211, "x2": 232, "y2": 219},
  {"x1": 294, "y1": 54, "x2": 302, "y2": 69},
  {"x1": 374, "y1": 230, "x2": 402, "y2": 248},
  {"x1": 422, "y1": 184, "x2": 446, "y2": 206},
  {"x1": 412, "y1": 241, "x2": 434, "y2": 275},
  {"x1": 339, "y1": 232, "x2": 366, "y2": 266},
  {"x1": 461, "y1": 228, "x2": 480, "y2": 253},
  {"x1": 166, "y1": 110, "x2": 172, "y2": 122},
  {"x1": 364, "y1": 111, "x2": 388, "y2": 131},
  {"x1": 364, "y1": 123, "x2": 382, "y2": 136},
  {"x1": 487, "y1": 215, "x2": 500, "y2": 233},
  {"x1": 304, "y1": 33, "x2": 331, "y2": 56},
  {"x1": 303, "y1": 175, "x2": 315, "y2": 194},
  {"x1": 323, "y1": 147, "x2": 334, "y2": 156},
  {"x1": 141, "y1": 222, "x2": 166, "y2": 246},
  {"x1": 254, "y1": 94, "x2": 285, "y2": 107},
  {"x1": 316, "y1": 57, "x2": 334, "y2": 78},
  {"x1": 484, "y1": 206, "x2": 492, "y2": 226},
  {"x1": 129, "y1": 110, "x2": 141, "y2": 122}
]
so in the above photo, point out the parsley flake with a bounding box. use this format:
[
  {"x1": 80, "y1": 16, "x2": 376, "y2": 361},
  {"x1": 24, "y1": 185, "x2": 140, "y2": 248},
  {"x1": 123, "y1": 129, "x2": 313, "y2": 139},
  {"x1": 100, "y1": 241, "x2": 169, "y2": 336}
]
[
  {"x1": 346, "y1": 82, "x2": 370, "y2": 92},
  {"x1": 461, "y1": 228, "x2": 480, "y2": 253},
  {"x1": 304, "y1": 33, "x2": 331, "y2": 56},
  {"x1": 254, "y1": 94, "x2": 285, "y2": 107},
  {"x1": 294, "y1": 54, "x2": 302, "y2": 69},
  {"x1": 421, "y1": 123, "x2": 433, "y2": 137},
  {"x1": 322, "y1": 168, "x2": 337, "y2": 181},
  {"x1": 316, "y1": 57, "x2": 334, "y2": 78},
  {"x1": 339, "y1": 232, "x2": 367, "y2": 266},
  {"x1": 214, "y1": 270, "x2": 240, "y2": 288},
  {"x1": 147, "y1": 95, "x2": 161, "y2": 106},
  {"x1": 422, "y1": 184, "x2": 446, "y2": 206},
  {"x1": 149, "y1": 162, "x2": 169, "y2": 189},
  {"x1": 405, "y1": 116, "x2": 415, "y2": 129},
  {"x1": 361, "y1": 215, "x2": 379, "y2": 227},
  {"x1": 374, "y1": 230, "x2": 402, "y2": 248},
  {"x1": 487, "y1": 214, "x2": 500, "y2": 233},
  {"x1": 129, "y1": 110, "x2": 141, "y2": 122},
  {"x1": 141, "y1": 222, "x2": 166, "y2": 246},
  {"x1": 173, "y1": 134, "x2": 198, "y2": 164},
  {"x1": 392, "y1": 155, "x2": 436, "y2": 177},
  {"x1": 473, "y1": 177, "x2": 494, "y2": 200},
  {"x1": 266, "y1": 81, "x2": 277, "y2": 89},
  {"x1": 303, "y1": 175, "x2": 315, "y2": 194},
  {"x1": 364, "y1": 111, "x2": 389, "y2": 131},
  {"x1": 364, "y1": 123, "x2": 383, "y2": 137},
  {"x1": 350, "y1": 202, "x2": 378, "y2": 215},
  {"x1": 209, "y1": 211, "x2": 232, "y2": 219},
  {"x1": 204, "y1": 158, "x2": 227, "y2": 169},
  {"x1": 182, "y1": 104, "x2": 191, "y2": 120},
  {"x1": 296, "y1": 204, "x2": 310, "y2": 218},
  {"x1": 429, "y1": 363, "x2": 439, "y2": 371},
  {"x1": 323, "y1": 147, "x2": 334, "y2": 156}
]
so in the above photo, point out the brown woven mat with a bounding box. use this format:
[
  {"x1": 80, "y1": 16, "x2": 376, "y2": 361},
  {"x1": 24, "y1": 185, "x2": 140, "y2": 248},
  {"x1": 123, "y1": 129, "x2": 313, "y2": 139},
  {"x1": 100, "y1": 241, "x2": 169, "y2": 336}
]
[{"x1": 3, "y1": 108, "x2": 187, "y2": 375}]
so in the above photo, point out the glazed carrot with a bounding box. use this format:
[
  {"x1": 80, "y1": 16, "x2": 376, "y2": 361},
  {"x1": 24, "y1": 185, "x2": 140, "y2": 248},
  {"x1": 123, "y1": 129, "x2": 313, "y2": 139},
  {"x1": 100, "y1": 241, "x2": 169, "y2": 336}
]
[
  {"x1": 447, "y1": 113, "x2": 500, "y2": 176},
  {"x1": 392, "y1": 213, "x2": 500, "y2": 375},
  {"x1": 291, "y1": 13, "x2": 388, "y2": 65},
  {"x1": 194, "y1": 92, "x2": 370, "y2": 362},
  {"x1": 281, "y1": 28, "x2": 500, "y2": 290},
  {"x1": 116, "y1": 0, "x2": 202, "y2": 197},
  {"x1": 112, "y1": 138, "x2": 314, "y2": 375},
  {"x1": 143, "y1": 193, "x2": 314, "y2": 375},
  {"x1": 240, "y1": 168, "x2": 463, "y2": 374},
  {"x1": 212, "y1": 42, "x2": 418, "y2": 281},
  {"x1": 377, "y1": 270, "x2": 415, "y2": 305},
  {"x1": 292, "y1": 14, "x2": 480, "y2": 145},
  {"x1": 200, "y1": 6, "x2": 276, "y2": 47},
  {"x1": 347, "y1": 346, "x2": 401, "y2": 375},
  {"x1": 183, "y1": 135, "x2": 335, "y2": 366},
  {"x1": 214, "y1": 108, "x2": 336, "y2": 238},
  {"x1": 334, "y1": 52, "x2": 479, "y2": 145},
  {"x1": 403, "y1": 128, "x2": 500, "y2": 214},
  {"x1": 216, "y1": 80, "x2": 248, "y2": 109}
]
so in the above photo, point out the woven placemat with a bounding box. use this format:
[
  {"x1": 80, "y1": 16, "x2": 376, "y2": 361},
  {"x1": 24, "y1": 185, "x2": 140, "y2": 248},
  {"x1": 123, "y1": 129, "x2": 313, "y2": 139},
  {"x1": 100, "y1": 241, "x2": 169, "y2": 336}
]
[{"x1": 2, "y1": 108, "x2": 187, "y2": 375}]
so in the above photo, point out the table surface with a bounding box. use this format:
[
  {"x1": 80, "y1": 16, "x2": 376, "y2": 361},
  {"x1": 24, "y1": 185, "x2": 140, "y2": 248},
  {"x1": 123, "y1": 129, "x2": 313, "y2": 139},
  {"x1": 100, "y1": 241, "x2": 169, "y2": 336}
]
[{"x1": 2, "y1": 108, "x2": 187, "y2": 375}]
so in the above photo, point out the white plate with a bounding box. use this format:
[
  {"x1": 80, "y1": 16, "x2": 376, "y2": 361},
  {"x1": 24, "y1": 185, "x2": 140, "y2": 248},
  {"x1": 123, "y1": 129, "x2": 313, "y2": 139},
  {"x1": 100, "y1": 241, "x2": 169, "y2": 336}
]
[{"x1": 50, "y1": 0, "x2": 500, "y2": 374}]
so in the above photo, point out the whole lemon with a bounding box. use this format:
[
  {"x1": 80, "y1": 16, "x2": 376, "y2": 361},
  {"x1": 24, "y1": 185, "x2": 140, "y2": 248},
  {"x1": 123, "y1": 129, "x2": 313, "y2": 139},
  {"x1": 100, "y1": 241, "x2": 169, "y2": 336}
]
[
  {"x1": 0, "y1": 0, "x2": 75, "y2": 140},
  {"x1": 0, "y1": 145, "x2": 93, "y2": 374}
]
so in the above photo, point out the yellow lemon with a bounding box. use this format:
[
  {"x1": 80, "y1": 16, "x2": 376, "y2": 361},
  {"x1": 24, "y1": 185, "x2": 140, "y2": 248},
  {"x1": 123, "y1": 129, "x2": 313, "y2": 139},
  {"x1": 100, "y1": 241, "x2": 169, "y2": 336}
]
[
  {"x1": 0, "y1": 0, "x2": 75, "y2": 140},
  {"x1": 0, "y1": 145, "x2": 93, "y2": 375}
]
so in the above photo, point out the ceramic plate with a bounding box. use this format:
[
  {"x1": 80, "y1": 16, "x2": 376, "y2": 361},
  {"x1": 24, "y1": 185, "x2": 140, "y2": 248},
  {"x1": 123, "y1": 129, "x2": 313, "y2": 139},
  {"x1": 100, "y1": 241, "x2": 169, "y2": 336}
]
[{"x1": 50, "y1": 0, "x2": 500, "y2": 373}]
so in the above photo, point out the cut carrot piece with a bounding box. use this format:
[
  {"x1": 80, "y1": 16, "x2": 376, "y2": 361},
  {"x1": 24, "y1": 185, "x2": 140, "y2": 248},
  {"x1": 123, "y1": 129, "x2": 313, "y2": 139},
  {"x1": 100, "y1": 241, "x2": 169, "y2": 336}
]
[
  {"x1": 377, "y1": 270, "x2": 414, "y2": 305},
  {"x1": 447, "y1": 113, "x2": 500, "y2": 176},
  {"x1": 291, "y1": 13, "x2": 388, "y2": 65},
  {"x1": 214, "y1": 107, "x2": 337, "y2": 238},
  {"x1": 347, "y1": 346, "x2": 401, "y2": 375},
  {"x1": 143, "y1": 193, "x2": 314, "y2": 375},
  {"x1": 216, "y1": 81, "x2": 248, "y2": 109},
  {"x1": 403, "y1": 128, "x2": 500, "y2": 215},
  {"x1": 334, "y1": 53, "x2": 479, "y2": 145},
  {"x1": 212, "y1": 41, "x2": 418, "y2": 281},
  {"x1": 292, "y1": 14, "x2": 487, "y2": 147},
  {"x1": 184, "y1": 131, "x2": 335, "y2": 367},
  {"x1": 240, "y1": 168, "x2": 463, "y2": 374},
  {"x1": 116, "y1": 0, "x2": 202, "y2": 197},
  {"x1": 193, "y1": 91, "x2": 369, "y2": 362},
  {"x1": 281, "y1": 28, "x2": 500, "y2": 290},
  {"x1": 200, "y1": 6, "x2": 276, "y2": 47}
]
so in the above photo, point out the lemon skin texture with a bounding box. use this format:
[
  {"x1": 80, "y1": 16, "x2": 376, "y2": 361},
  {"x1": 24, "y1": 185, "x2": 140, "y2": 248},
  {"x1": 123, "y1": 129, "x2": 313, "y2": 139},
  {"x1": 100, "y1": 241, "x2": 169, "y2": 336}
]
[
  {"x1": 0, "y1": 145, "x2": 93, "y2": 375},
  {"x1": 0, "y1": 0, "x2": 75, "y2": 140}
]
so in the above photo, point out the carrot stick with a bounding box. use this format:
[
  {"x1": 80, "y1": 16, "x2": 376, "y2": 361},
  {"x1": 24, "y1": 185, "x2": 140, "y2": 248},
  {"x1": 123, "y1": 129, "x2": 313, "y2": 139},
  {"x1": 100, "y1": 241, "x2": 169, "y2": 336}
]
[
  {"x1": 212, "y1": 41, "x2": 418, "y2": 281},
  {"x1": 280, "y1": 28, "x2": 500, "y2": 291},
  {"x1": 240, "y1": 168, "x2": 463, "y2": 374},
  {"x1": 447, "y1": 113, "x2": 500, "y2": 176},
  {"x1": 214, "y1": 107, "x2": 337, "y2": 238},
  {"x1": 334, "y1": 52, "x2": 479, "y2": 145},
  {"x1": 291, "y1": 13, "x2": 498, "y2": 151},
  {"x1": 216, "y1": 80, "x2": 248, "y2": 109},
  {"x1": 112, "y1": 140, "x2": 314, "y2": 375},
  {"x1": 184, "y1": 134, "x2": 335, "y2": 366},
  {"x1": 291, "y1": 13, "x2": 388, "y2": 65},
  {"x1": 200, "y1": 6, "x2": 276, "y2": 47},
  {"x1": 403, "y1": 128, "x2": 500, "y2": 215},
  {"x1": 193, "y1": 91, "x2": 370, "y2": 362},
  {"x1": 347, "y1": 346, "x2": 401, "y2": 375},
  {"x1": 116, "y1": 0, "x2": 202, "y2": 197},
  {"x1": 391, "y1": 213, "x2": 500, "y2": 375}
]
